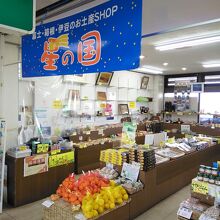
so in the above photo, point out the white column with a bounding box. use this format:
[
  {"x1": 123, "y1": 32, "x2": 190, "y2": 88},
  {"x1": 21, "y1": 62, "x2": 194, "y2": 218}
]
[{"x1": 0, "y1": 34, "x2": 5, "y2": 118}]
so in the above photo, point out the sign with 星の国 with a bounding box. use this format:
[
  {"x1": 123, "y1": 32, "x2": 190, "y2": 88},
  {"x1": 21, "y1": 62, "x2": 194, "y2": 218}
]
[
  {"x1": 22, "y1": 0, "x2": 142, "y2": 77},
  {"x1": 0, "y1": 0, "x2": 35, "y2": 34}
]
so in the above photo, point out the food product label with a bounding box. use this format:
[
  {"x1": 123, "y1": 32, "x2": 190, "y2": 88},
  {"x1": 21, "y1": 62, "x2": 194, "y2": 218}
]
[
  {"x1": 192, "y1": 179, "x2": 208, "y2": 195},
  {"x1": 177, "y1": 207, "x2": 192, "y2": 219}
]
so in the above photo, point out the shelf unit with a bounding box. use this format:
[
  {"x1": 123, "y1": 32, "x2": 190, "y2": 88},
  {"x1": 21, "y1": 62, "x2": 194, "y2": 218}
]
[{"x1": 75, "y1": 78, "x2": 154, "y2": 122}]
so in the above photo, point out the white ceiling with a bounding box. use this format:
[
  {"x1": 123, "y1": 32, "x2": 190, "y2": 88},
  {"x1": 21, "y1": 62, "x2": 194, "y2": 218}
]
[{"x1": 141, "y1": 21, "x2": 220, "y2": 75}]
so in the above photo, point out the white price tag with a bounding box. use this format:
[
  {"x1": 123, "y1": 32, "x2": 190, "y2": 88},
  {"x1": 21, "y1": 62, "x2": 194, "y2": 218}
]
[
  {"x1": 177, "y1": 207, "x2": 192, "y2": 219},
  {"x1": 106, "y1": 163, "x2": 113, "y2": 169},
  {"x1": 42, "y1": 200, "x2": 54, "y2": 208}
]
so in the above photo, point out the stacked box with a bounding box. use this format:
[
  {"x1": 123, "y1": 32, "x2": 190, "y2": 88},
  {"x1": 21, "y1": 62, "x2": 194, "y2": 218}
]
[
  {"x1": 100, "y1": 149, "x2": 129, "y2": 166},
  {"x1": 138, "y1": 149, "x2": 156, "y2": 171}
]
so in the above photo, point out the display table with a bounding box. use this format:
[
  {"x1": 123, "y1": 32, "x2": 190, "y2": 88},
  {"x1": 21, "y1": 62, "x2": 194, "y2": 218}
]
[
  {"x1": 6, "y1": 155, "x2": 74, "y2": 207},
  {"x1": 164, "y1": 123, "x2": 220, "y2": 137},
  {"x1": 102, "y1": 143, "x2": 220, "y2": 219}
]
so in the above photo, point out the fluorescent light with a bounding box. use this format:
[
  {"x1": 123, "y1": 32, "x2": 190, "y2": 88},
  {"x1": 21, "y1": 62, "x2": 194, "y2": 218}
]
[
  {"x1": 182, "y1": 67, "x2": 187, "y2": 71},
  {"x1": 140, "y1": 55, "x2": 145, "y2": 59},
  {"x1": 203, "y1": 63, "x2": 220, "y2": 68},
  {"x1": 136, "y1": 65, "x2": 163, "y2": 74},
  {"x1": 155, "y1": 34, "x2": 220, "y2": 51},
  {"x1": 163, "y1": 62, "x2": 168, "y2": 66}
]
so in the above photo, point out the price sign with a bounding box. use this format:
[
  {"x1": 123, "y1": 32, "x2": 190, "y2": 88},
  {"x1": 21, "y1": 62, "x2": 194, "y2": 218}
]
[
  {"x1": 42, "y1": 200, "x2": 54, "y2": 208},
  {"x1": 37, "y1": 144, "x2": 49, "y2": 154},
  {"x1": 177, "y1": 207, "x2": 192, "y2": 219},
  {"x1": 181, "y1": 125, "x2": 191, "y2": 133},
  {"x1": 19, "y1": 145, "x2": 28, "y2": 151},
  {"x1": 106, "y1": 163, "x2": 113, "y2": 169},
  {"x1": 167, "y1": 137, "x2": 175, "y2": 144},
  {"x1": 192, "y1": 179, "x2": 208, "y2": 195},
  {"x1": 49, "y1": 151, "x2": 74, "y2": 168}
]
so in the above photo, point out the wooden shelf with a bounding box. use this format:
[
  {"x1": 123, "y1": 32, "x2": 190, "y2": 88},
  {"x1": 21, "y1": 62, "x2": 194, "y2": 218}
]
[{"x1": 163, "y1": 111, "x2": 220, "y2": 117}]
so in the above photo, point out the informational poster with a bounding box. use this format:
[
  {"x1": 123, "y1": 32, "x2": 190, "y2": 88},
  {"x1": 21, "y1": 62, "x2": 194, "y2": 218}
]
[
  {"x1": 22, "y1": 0, "x2": 142, "y2": 77},
  {"x1": 121, "y1": 162, "x2": 140, "y2": 182},
  {"x1": 121, "y1": 122, "x2": 137, "y2": 145},
  {"x1": 24, "y1": 154, "x2": 48, "y2": 177},
  {"x1": 129, "y1": 102, "x2": 136, "y2": 109},
  {"x1": 52, "y1": 100, "x2": 63, "y2": 109},
  {"x1": 49, "y1": 151, "x2": 74, "y2": 168}
]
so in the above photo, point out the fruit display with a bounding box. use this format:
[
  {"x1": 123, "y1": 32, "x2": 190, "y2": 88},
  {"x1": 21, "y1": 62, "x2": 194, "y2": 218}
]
[
  {"x1": 56, "y1": 172, "x2": 110, "y2": 206},
  {"x1": 81, "y1": 181, "x2": 129, "y2": 219}
]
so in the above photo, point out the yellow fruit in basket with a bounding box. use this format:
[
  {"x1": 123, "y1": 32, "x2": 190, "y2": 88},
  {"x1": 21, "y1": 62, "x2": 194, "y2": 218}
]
[
  {"x1": 113, "y1": 191, "x2": 119, "y2": 199},
  {"x1": 105, "y1": 203, "x2": 109, "y2": 209},
  {"x1": 98, "y1": 206, "x2": 104, "y2": 214},
  {"x1": 117, "y1": 198, "x2": 123, "y2": 205},
  {"x1": 123, "y1": 194, "x2": 128, "y2": 201},
  {"x1": 85, "y1": 211, "x2": 93, "y2": 219},
  {"x1": 103, "y1": 195, "x2": 108, "y2": 203},
  {"x1": 97, "y1": 198, "x2": 104, "y2": 206},
  {"x1": 110, "y1": 180, "x2": 116, "y2": 187},
  {"x1": 93, "y1": 210, "x2": 98, "y2": 217},
  {"x1": 121, "y1": 188, "x2": 127, "y2": 195},
  {"x1": 93, "y1": 203, "x2": 99, "y2": 210},
  {"x1": 110, "y1": 202, "x2": 115, "y2": 209},
  {"x1": 84, "y1": 204, "x2": 93, "y2": 212}
]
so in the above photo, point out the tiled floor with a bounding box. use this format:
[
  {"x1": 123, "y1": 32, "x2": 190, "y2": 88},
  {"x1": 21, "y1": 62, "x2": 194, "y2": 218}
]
[{"x1": 0, "y1": 185, "x2": 190, "y2": 220}]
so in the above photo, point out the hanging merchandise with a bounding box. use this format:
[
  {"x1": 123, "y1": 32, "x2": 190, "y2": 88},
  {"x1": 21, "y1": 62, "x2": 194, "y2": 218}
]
[
  {"x1": 22, "y1": 0, "x2": 142, "y2": 77},
  {"x1": 174, "y1": 81, "x2": 191, "y2": 112}
]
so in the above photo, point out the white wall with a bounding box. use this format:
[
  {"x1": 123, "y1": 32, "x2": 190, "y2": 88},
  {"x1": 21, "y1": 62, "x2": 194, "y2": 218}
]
[
  {"x1": 21, "y1": 71, "x2": 164, "y2": 135},
  {"x1": 0, "y1": 42, "x2": 19, "y2": 148}
]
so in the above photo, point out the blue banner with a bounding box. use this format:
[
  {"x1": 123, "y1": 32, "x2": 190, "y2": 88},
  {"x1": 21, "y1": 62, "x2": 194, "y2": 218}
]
[{"x1": 22, "y1": 0, "x2": 142, "y2": 77}]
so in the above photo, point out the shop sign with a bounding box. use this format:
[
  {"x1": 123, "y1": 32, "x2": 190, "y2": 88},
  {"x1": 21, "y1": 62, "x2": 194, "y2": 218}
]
[
  {"x1": 24, "y1": 154, "x2": 48, "y2": 177},
  {"x1": 0, "y1": 0, "x2": 35, "y2": 34},
  {"x1": 49, "y1": 151, "x2": 74, "y2": 168},
  {"x1": 22, "y1": 0, "x2": 142, "y2": 78}
]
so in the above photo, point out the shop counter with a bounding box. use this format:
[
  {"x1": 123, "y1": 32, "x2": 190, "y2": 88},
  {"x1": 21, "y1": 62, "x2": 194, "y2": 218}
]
[{"x1": 6, "y1": 155, "x2": 74, "y2": 207}]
